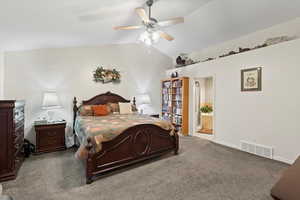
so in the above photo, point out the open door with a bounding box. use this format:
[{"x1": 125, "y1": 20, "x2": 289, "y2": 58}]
[{"x1": 193, "y1": 77, "x2": 214, "y2": 139}]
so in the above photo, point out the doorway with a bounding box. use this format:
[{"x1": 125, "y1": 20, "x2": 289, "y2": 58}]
[{"x1": 193, "y1": 77, "x2": 215, "y2": 140}]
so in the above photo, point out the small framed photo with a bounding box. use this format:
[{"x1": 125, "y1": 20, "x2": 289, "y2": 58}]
[{"x1": 241, "y1": 67, "x2": 262, "y2": 91}]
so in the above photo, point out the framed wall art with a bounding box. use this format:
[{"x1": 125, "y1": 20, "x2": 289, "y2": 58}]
[{"x1": 241, "y1": 67, "x2": 262, "y2": 92}]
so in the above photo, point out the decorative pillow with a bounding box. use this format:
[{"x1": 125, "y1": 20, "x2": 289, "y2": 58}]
[
  {"x1": 92, "y1": 105, "x2": 109, "y2": 116},
  {"x1": 107, "y1": 103, "x2": 120, "y2": 113},
  {"x1": 78, "y1": 105, "x2": 94, "y2": 116},
  {"x1": 271, "y1": 156, "x2": 300, "y2": 200},
  {"x1": 119, "y1": 103, "x2": 133, "y2": 114},
  {"x1": 106, "y1": 105, "x2": 112, "y2": 113}
]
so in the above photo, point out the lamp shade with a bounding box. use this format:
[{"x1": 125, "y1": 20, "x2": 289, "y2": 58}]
[
  {"x1": 42, "y1": 92, "x2": 61, "y2": 109},
  {"x1": 137, "y1": 94, "x2": 151, "y2": 105}
]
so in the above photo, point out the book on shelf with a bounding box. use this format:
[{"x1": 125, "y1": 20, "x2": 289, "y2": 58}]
[
  {"x1": 163, "y1": 81, "x2": 171, "y2": 88},
  {"x1": 174, "y1": 94, "x2": 182, "y2": 101},
  {"x1": 174, "y1": 87, "x2": 182, "y2": 94},
  {"x1": 172, "y1": 115, "x2": 182, "y2": 125},
  {"x1": 173, "y1": 109, "x2": 182, "y2": 115},
  {"x1": 172, "y1": 80, "x2": 182, "y2": 88},
  {"x1": 162, "y1": 113, "x2": 172, "y2": 121},
  {"x1": 162, "y1": 77, "x2": 189, "y2": 135}
]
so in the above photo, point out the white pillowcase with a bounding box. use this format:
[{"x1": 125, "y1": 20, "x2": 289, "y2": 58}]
[{"x1": 119, "y1": 103, "x2": 133, "y2": 114}]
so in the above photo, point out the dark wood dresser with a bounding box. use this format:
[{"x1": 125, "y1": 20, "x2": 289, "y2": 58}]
[
  {"x1": 0, "y1": 100, "x2": 25, "y2": 182},
  {"x1": 35, "y1": 122, "x2": 66, "y2": 154}
]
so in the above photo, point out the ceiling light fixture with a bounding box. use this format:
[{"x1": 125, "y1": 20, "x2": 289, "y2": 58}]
[
  {"x1": 114, "y1": 0, "x2": 184, "y2": 46},
  {"x1": 138, "y1": 29, "x2": 160, "y2": 46}
]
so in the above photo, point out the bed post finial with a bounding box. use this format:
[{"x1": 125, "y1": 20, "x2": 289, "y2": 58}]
[
  {"x1": 73, "y1": 97, "x2": 77, "y2": 107},
  {"x1": 73, "y1": 97, "x2": 78, "y2": 135},
  {"x1": 86, "y1": 137, "x2": 93, "y2": 151},
  {"x1": 133, "y1": 97, "x2": 136, "y2": 106}
]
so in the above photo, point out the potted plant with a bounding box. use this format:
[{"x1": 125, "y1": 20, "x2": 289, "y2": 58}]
[{"x1": 200, "y1": 105, "x2": 213, "y2": 116}]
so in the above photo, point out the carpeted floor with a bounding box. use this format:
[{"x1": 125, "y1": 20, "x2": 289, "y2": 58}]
[{"x1": 3, "y1": 136, "x2": 288, "y2": 200}]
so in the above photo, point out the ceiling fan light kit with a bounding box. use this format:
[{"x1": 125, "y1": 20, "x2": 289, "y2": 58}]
[
  {"x1": 114, "y1": 0, "x2": 184, "y2": 46},
  {"x1": 139, "y1": 29, "x2": 160, "y2": 46}
]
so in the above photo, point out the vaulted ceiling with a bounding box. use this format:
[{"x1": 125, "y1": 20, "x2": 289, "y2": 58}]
[{"x1": 1, "y1": 0, "x2": 300, "y2": 57}]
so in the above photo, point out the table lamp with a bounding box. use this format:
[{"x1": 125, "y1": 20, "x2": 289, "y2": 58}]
[
  {"x1": 137, "y1": 94, "x2": 151, "y2": 114},
  {"x1": 42, "y1": 91, "x2": 61, "y2": 122}
]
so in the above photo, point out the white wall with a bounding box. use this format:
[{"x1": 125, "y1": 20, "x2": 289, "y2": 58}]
[
  {"x1": 4, "y1": 44, "x2": 172, "y2": 143},
  {"x1": 189, "y1": 17, "x2": 300, "y2": 62},
  {"x1": 0, "y1": 52, "x2": 4, "y2": 99},
  {"x1": 204, "y1": 78, "x2": 213, "y2": 104},
  {"x1": 167, "y1": 39, "x2": 300, "y2": 164}
]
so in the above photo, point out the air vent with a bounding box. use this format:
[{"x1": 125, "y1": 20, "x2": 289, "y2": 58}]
[{"x1": 240, "y1": 141, "x2": 273, "y2": 159}]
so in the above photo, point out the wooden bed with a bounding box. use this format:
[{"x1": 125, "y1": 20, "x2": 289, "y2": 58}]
[{"x1": 73, "y1": 91, "x2": 179, "y2": 184}]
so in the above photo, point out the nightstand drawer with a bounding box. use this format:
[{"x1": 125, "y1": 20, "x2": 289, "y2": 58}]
[
  {"x1": 39, "y1": 136, "x2": 64, "y2": 148},
  {"x1": 38, "y1": 129, "x2": 64, "y2": 138}
]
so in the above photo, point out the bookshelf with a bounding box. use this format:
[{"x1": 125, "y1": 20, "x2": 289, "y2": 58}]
[{"x1": 162, "y1": 77, "x2": 189, "y2": 135}]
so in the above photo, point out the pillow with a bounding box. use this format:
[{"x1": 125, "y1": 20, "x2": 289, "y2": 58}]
[
  {"x1": 119, "y1": 103, "x2": 133, "y2": 114},
  {"x1": 271, "y1": 156, "x2": 300, "y2": 200},
  {"x1": 92, "y1": 105, "x2": 109, "y2": 116},
  {"x1": 107, "y1": 103, "x2": 120, "y2": 113},
  {"x1": 78, "y1": 105, "x2": 94, "y2": 116}
]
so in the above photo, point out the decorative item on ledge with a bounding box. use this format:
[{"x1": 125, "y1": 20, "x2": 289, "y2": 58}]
[
  {"x1": 175, "y1": 35, "x2": 298, "y2": 67},
  {"x1": 171, "y1": 72, "x2": 179, "y2": 78},
  {"x1": 175, "y1": 53, "x2": 197, "y2": 68},
  {"x1": 93, "y1": 67, "x2": 121, "y2": 83}
]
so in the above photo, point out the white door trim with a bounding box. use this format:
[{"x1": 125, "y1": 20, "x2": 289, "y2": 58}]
[{"x1": 191, "y1": 74, "x2": 216, "y2": 142}]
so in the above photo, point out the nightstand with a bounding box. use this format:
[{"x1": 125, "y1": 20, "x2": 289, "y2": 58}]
[{"x1": 34, "y1": 121, "x2": 66, "y2": 154}]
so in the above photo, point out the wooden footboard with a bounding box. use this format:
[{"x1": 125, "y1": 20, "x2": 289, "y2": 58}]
[{"x1": 85, "y1": 124, "x2": 178, "y2": 184}]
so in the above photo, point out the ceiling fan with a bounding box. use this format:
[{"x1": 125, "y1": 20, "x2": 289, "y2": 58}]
[{"x1": 113, "y1": 0, "x2": 184, "y2": 45}]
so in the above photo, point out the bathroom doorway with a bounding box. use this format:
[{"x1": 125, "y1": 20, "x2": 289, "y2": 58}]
[{"x1": 193, "y1": 76, "x2": 215, "y2": 140}]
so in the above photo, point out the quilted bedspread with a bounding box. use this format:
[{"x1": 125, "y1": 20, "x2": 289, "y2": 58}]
[{"x1": 74, "y1": 114, "x2": 175, "y2": 159}]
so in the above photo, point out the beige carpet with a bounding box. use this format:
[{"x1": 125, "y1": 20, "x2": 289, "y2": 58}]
[{"x1": 3, "y1": 136, "x2": 288, "y2": 200}]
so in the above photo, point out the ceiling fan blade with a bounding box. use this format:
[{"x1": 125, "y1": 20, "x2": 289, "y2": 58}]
[
  {"x1": 158, "y1": 17, "x2": 184, "y2": 27},
  {"x1": 135, "y1": 7, "x2": 149, "y2": 23},
  {"x1": 114, "y1": 25, "x2": 143, "y2": 30},
  {"x1": 159, "y1": 31, "x2": 174, "y2": 41}
]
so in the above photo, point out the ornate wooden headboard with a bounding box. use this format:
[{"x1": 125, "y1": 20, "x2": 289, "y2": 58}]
[{"x1": 73, "y1": 91, "x2": 136, "y2": 134}]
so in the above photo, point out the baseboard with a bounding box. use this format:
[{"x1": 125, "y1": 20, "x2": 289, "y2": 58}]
[
  {"x1": 213, "y1": 140, "x2": 293, "y2": 165},
  {"x1": 273, "y1": 156, "x2": 294, "y2": 165},
  {"x1": 213, "y1": 140, "x2": 240, "y2": 151}
]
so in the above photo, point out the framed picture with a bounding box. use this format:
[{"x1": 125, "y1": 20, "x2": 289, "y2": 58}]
[{"x1": 241, "y1": 67, "x2": 262, "y2": 91}]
